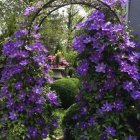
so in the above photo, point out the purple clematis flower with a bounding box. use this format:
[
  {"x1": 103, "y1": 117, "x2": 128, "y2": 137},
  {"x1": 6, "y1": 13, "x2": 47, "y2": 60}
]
[
  {"x1": 32, "y1": 85, "x2": 43, "y2": 94},
  {"x1": 101, "y1": 102, "x2": 113, "y2": 112},
  {"x1": 105, "y1": 126, "x2": 116, "y2": 136},
  {"x1": 123, "y1": 81, "x2": 134, "y2": 92},
  {"x1": 95, "y1": 63, "x2": 106, "y2": 73},
  {"x1": 28, "y1": 127, "x2": 38, "y2": 138},
  {"x1": 77, "y1": 60, "x2": 89, "y2": 76},
  {"x1": 15, "y1": 81, "x2": 23, "y2": 90},
  {"x1": 6, "y1": 99, "x2": 14, "y2": 109},
  {"x1": 131, "y1": 90, "x2": 140, "y2": 100},
  {"x1": 46, "y1": 92, "x2": 59, "y2": 106},
  {"x1": 113, "y1": 100, "x2": 124, "y2": 112},
  {"x1": 18, "y1": 91, "x2": 26, "y2": 100},
  {"x1": 41, "y1": 129, "x2": 48, "y2": 138},
  {"x1": 9, "y1": 111, "x2": 17, "y2": 120},
  {"x1": 19, "y1": 59, "x2": 29, "y2": 66},
  {"x1": 52, "y1": 120, "x2": 58, "y2": 128},
  {"x1": 36, "y1": 97, "x2": 45, "y2": 105}
]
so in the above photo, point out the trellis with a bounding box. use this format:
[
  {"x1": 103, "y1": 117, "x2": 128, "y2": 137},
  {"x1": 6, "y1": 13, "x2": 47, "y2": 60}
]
[{"x1": 27, "y1": 0, "x2": 121, "y2": 37}]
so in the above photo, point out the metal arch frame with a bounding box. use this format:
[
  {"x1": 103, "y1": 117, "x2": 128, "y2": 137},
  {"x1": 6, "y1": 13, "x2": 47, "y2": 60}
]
[
  {"x1": 38, "y1": 2, "x2": 100, "y2": 29},
  {"x1": 28, "y1": 0, "x2": 121, "y2": 36}
]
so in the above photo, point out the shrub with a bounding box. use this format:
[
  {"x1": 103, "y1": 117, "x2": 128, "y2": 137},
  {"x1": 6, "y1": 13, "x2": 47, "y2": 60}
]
[
  {"x1": 51, "y1": 78, "x2": 80, "y2": 109},
  {"x1": 62, "y1": 103, "x2": 79, "y2": 129},
  {"x1": 70, "y1": 78, "x2": 81, "y2": 88},
  {"x1": 62, "y1": 104, "x2": 79, "y2": 140},
  {"x1": 63, "y1": 51, "x2": 77, "y2": 67}
]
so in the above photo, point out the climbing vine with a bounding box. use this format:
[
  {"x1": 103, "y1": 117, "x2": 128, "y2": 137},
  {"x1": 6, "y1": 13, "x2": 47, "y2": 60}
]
[
  {"x1": 71, "y1": 0, "x2": 140, "y2": 139},
  {"x1": 0, "y1": 1, "x2": 59, "y2": 139},
  {"x1": 1, "y1": 0, "x2": 139, "y2": 140}
]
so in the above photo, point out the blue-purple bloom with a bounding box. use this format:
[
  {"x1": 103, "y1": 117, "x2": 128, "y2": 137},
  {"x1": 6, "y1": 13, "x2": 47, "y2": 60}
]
[
  {"x1": 123, "y1": 81, "x2": 134, "y2": 92},
  {"x1": 80, "y1": 122, "x2": 88, "y2": 129},
  {"x1": 88, "y1": 117, "x2": 96, "y2": 126},
  {"x1": 80, "y1": 107, "x2": 88, "y2": 115},
  {"x1": 6, "y1": 100, "x2": 14, "y2": 109},
  {"x1": 17, "y1": 104, "x2": 25, "y2": 112},
  {"x1": 15, "y1": 81, "x2": 23, "y2": 90},
  {"x1": 19, "y1": 59, "x2": 29, "y2": 66},
  {"x1": 24, "y1": 6, "x2": 37, "y2": 16},
  {"x1": 32, "y1": 85, "x2": 43, "y2": 94},
  {"x1": 131, "y1": 90, "x2": 140, "y2": 100},
  {"x1": 90, "y1": 52, "x2": 102, "y2": 64},
  {"x1": 46, "y1": 92, "x2": 59, "y2": 106},
  {"x1": 101, "y1": 102, "x2": 113, "y2": 112},
  {"x1": 72, "y1": 114, "x2": 78, "y2": 120},
  {"x1": 72, "y1": 35, "x2": 86, "y2": 53},
  {"x1": 28, "y1": 127, "x2": 38, "y2": 138},
  {"x1": 18, "y1": 91, "x2": 26, "y2": 100},
  {"x1": 41, "y1": 129, "x2": 48, "y2": 138},
  {"x1": 52, "y1": 120, "x2": 58, "y2": 128},
  {"x1": 36, "y1": 97, "x2": 45, "y2": 105},
  {"x1": 113, "y1": 100, "x2": 124, "y2": 111},
  {"x1": 9, "y1": 111, "x2": 17, "y2": 120},
  {"x1": 105, "y1": 126, "x2": 116, "y2": 136},
  {"x1": 95, "y1": 63, "x2": 106, "y2": 73},
  {"x1": 77, "y1": 60, "x2": 89, "y2": 76}
]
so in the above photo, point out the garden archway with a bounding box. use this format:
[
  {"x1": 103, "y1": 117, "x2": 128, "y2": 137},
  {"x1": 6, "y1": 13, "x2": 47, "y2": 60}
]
[
  {"x1": 27, "y1": 0, "x2": 121, "y2": 37},
  {"x1": 2, "y1": 0, "x2": 139, "y2": 140}
]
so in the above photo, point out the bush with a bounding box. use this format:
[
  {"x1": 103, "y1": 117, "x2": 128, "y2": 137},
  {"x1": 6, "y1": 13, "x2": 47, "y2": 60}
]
[
  {"x1": 63, "y1": 51, "x2": 77, "y2": 67},
  {"x1": 62, "y1": 104, "x2": 79, "y2": 140},
  {"x1": 51, "y1": 78, "x2": 80, "y2": 109},
  {"x1": 70, "y1": 78, "x2": 81, "y2": 88},
  {"x1": 62, "y1": 104, "x2": 78, "y2": 129}
]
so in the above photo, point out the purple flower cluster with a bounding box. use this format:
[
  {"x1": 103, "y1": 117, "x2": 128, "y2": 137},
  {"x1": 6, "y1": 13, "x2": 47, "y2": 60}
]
[
  {"x1": 46, "y1": 92, "x2": 59, "y2": 106},
  {"x1": 23, "y1": 1, "x2": 44, "y2": 16},
  {"x1": 0, "y1": 3, "x2": 58, "y2": 139},
  {"x1": 99, "y1": 100, "x2": 123, "y2": 114},
  {"x1": 105, "y1": 126, "x2": 116, "y2": 136},
  {"x1": 71, "y1": 0, "x2": 140, "y2": 139},
  {"x1": 77, "y1": 59, "x2": 89, "y2": 76}
]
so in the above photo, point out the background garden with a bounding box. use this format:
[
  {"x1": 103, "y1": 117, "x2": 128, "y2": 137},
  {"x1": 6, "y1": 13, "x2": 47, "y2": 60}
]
[{"x1": 0, "y1": 0, "x2": 140, "y2": 140}]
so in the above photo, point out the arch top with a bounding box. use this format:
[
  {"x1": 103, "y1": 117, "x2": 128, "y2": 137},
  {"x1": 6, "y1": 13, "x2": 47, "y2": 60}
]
[{"x1": 28, "y1": 0, "x2": 121, "y2": 35}]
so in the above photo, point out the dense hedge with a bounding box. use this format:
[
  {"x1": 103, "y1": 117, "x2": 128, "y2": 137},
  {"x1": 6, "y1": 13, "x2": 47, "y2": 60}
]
[{"x1": 51, "y1": 78, "x2": 80, "y2": 109}]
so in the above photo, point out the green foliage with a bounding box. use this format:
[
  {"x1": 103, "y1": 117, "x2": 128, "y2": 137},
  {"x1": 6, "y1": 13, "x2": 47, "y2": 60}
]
[
  {"x1": 51, "y1": 78, "x2": 80, "y2": 109},
  {"x1": 48, "y1": 70, "x2": 54, "y2": 78},
  {"x1": 62, "y1": 104, "x2": 79, "y2": 140},
  {"x1": 63, "y1": 51, "x2": 77, "y2": 67},
  {"x1": 52, "y1": 109, "x2": 66, "y2": 138},
  {"x1": 0, "y1": 120, "x2": 27, "y2": 140},
  {"x1": 0, "y1": 0, "x2": 25, "y2": 35},
  {"x1": 67, "y1": 67, "x2": 76, "y2": 77},
  {"x1": 62, "y1": 103, "x2": 79, "y2": 129},
  {"x1": 69, "y1": 78, "x2": 81, "y2": 87},
  {"x1": 0, "y1": 55, "x2": 5, "y2": 69}
]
